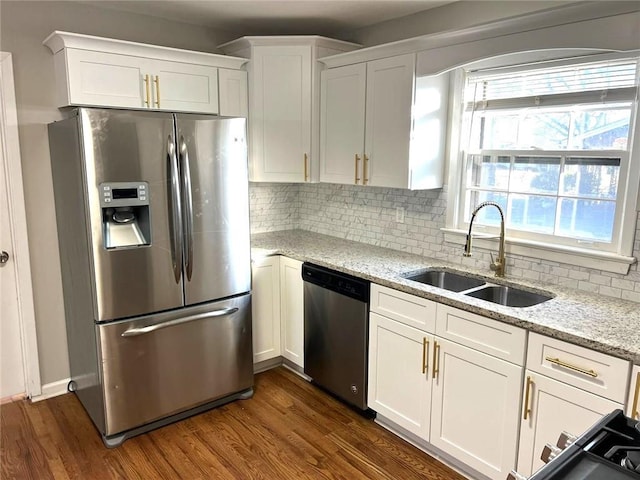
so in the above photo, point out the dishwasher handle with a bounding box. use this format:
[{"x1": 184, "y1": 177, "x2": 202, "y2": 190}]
[{"x1": 302, "y1": 263, "x2": 369, "y2": 302}]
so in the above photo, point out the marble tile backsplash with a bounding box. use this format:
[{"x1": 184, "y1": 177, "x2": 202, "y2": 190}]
[{"x1": 249, "y1": 182, "x2": 640, "y2": 303}]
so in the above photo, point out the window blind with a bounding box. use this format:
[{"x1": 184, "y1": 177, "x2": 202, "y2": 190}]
[{"x1": 465, "y1": 57, "x2": 639, "y2": 111}]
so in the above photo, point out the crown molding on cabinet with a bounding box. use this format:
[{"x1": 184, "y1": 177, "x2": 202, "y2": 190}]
[
  {"x1": 218, "y1": 35, "x2": 361, "y2": 54},
  {"x1": 319, "y1": 1, "x2": 640, "y2": 69},
  {"x1": 43, "y1": 31, "x2": 248, "y2": 69}
]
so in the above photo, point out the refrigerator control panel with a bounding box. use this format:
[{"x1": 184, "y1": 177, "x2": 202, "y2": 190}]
[{"x1": 99, "y1": 182, "x2": 149, "y2": 208}]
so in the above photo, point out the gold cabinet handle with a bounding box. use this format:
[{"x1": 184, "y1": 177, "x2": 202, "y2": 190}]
[
  {"x1": 363, "y1": 154, "x2": 369, "y2": 185},
  {"x1": 422, "y1": 338, "x2": 429, "y2": 375},
  {"x1": 523, "y1": 376, "x2": 533, "y2": 420},
  {"x1": 545, "y1": 356, "x2": 598, "y2": 378},
  {"x1": 354, "y1": 154, "x2": 360, "y2": 184},
  {"x1": 143, "y1": 74, "x2": 150, "y2": 106},
  {"x1": 632, "y1": 371, "x2": 640, "y2": 420},
  {"x1": 153, "y1": 75, "x2": 160, "y2": 108},
  {"x1": 432, "y1": 340, "x2": 440, "y2": 379},
  {"x1": 304, "y1": 153, "x2": 309, "y2": 182}
]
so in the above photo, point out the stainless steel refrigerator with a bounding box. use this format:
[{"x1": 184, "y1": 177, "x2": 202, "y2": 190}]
[{"x1": 48, "y1": 108, "x2": 253, "y2": 447}]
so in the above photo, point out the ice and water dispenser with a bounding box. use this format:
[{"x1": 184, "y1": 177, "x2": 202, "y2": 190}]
[{"x1": 100, "y1": 182, "x2": 151, "y2": 249}]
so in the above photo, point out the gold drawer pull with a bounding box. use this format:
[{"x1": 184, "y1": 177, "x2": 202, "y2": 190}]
[
  {"x1": 303, "y1": 153, "x2": 309, "y2": 182},
  {"x1": 421, "y1": 338, "x2": 429, "y2": 375},
  {"x1": 632, "y1": 371, "x2": 640, "y2": 420},
  {"x1": 432, "y1": 340, "x2": 440, "y2": 379},
  {"x1": 545, "y1": 356, "x2": 598, "y2": 378},
  {"x1": 154, "y1": 75, "x2": 160, "y2": 108},
  {"x1": 354, "y1": 154, "x2": 360, "y2": 184},
  {"x1": 363, "y1": 154, "x2": 369, "y2": 185},
  {"x1": 143, "y1": 74, "x2": 150, "y2": 106},
  {"x1": 523, "y1": 376, "x2": 533, "y2": 420}
]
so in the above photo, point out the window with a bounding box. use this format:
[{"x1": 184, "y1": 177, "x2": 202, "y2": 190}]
[{"x1": 455, "y1": 54, "x2": 639, "y2": 257}]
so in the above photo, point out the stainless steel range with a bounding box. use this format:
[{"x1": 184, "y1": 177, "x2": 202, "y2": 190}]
[{"x1": 510, "y1": 410, "x2": 640, "y2": 480}]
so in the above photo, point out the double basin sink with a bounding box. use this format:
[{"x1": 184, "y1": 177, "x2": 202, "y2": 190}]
[{"x1": 402, "y1": 269, "x2": 553, "y2": 307}]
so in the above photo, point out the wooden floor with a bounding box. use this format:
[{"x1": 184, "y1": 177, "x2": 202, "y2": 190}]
[{"x1": 1, "y1": 367, "x2": 466, "y2": 479}]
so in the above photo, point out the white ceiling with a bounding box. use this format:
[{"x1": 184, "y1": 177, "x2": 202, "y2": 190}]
[{"x1": 84, "y1": 1, "x2": 455, "y2": 36}]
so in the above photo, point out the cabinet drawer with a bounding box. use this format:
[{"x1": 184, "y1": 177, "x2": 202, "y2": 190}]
[
  {"x1": 370, "y1": 284, "x2": 435, "y2": 333},
  {"x1": 527, "y1": 333, "x2": 630, "y2": 403},
  {"x1": 435, "y1": 305, "x2": 526, "y2": 365}
]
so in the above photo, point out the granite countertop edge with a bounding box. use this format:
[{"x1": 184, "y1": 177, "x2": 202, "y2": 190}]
[{"x1": 251, "y1": 229, "x2": 640, "y2": 365}]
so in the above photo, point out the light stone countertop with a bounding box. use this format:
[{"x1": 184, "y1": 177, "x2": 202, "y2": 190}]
[{"x1": 251, "y1": 229, "x2": 640, "y2": 365}]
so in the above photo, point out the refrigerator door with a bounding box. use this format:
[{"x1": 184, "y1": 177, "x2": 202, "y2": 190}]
[
  {"x1": 98, "y1": 294, "x2": 253, "y2": 436},
  {"x1": 175, "y1": 115, "x2": 251, "y2": 305},
  {"x1": 79, "y1": 108, "x2": 184, "y2": 321}
]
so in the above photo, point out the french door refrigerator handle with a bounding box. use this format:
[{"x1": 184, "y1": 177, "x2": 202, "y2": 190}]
[
  {"x1": 120, "y1": 307, "x2": 240, "y2": 337},
  {"x1": 179, "y1": 135, "x2": 194, "y2": 281},
  {"x1": 167, "y1": 135, "x2": 183, "y2": 284}
]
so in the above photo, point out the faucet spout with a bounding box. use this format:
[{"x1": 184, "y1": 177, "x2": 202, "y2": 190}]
[{"x1": 463, "y1": 201, "x2": 506, "y2": 277}]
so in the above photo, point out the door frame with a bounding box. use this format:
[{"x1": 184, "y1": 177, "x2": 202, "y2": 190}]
[{"x1": 1, "y1": 52, "x2": 41, "y2": 398}]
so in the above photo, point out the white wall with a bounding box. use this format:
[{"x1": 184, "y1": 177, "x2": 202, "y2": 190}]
[
  {"x1": 0, "y1": 1, "x2": 238, "y2": 387},
  {"x1": 347, "y1": 0, "x2": 567, "y2": 46}
]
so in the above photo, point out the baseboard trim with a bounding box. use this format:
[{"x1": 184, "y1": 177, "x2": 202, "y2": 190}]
[{"x1": 30, "y1": 377, "x2": 70, "y2": 403}]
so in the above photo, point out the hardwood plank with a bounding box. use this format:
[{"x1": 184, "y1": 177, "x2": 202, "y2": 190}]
[{"x1": 1, "y1": 367, "x2": 467, "y2": 480}]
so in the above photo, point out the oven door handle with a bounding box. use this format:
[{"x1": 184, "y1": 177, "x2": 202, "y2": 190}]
[{"x1": 121, "y1": 308, "x2": 239, "y2": 337}]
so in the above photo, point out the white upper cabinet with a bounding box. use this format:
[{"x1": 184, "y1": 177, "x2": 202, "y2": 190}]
[
  {"x1": 319, "y1": 53, "x2": 449, "y2": 190},
  {"x1": 319, "y1": 63, "x2": 367, "y2": 185},
  {"x1": 219, "y1": 36, "x2": 360, "y2": 183},
  {"x1": 43, "y1": 31, "x2": 247, "y2": 115},
  {"x1": 218, "y1": 68, "x2": 248, "y2": 118}
]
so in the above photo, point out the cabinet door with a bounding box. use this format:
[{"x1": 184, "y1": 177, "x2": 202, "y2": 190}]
[
  {"x1": 319, "y1": 64, "x2": 366, "y2": 185},
  {"x1": 364, "y1": 54, "x2": 415, "y2": 188},
  {"x1": 251, "y1": 256, "x2": 281, "y2": 363},
  {"x1": 64, "y1": 49, "x2": 147, "y2": 109},
  {"x1": 152, "y1": 60, "x2": 219, "y2": 114},
  {"x1": 517, "y1": 371, "x2": 623, "y2": 476},
  {"x1": 250, "y1": 46, "x2": 311, "y2": 182},
  {"x1": 219, "y1": 68, "x2": 248, "y2": 117},
  {"x1": 280, "y1": 257, "x2": 304, "y2": 367},
  {"x1": 368, "y1": 312, "x2": 432, "y2": 439},
  {"x1": 627, "y1": 364, "x2": 640, "y2": 420},
  {"x1": 430, "y1": 338, "x2": 522, "y2": 480}
]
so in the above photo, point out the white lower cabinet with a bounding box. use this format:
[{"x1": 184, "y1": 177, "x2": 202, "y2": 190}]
[
  {"x1": 430, "y1": 338, "x2": 522, "y2": 480},
  {"x1": 368, "y1": 312, "x2": 432, "y2": 438},
  {"x1": 368, "y1": 284, "x2": 525, "y2": 480},
  {"x1": 280, "y1": 257, "x2": 304, "y2": 368},
  {"x1": 517, "y1": 332, "x2": 629, "y2": 476},
  {"x1": 628, "y1": 364, "x2": 640, "y2": 420},
  {"x1": 517, "y1": 372, "x2": 623, "y2": 476},
  {"x1": 251, "y1": 255, "x2": 304, "y2": 368},
  {"x1": 251, "y1": 256, "x2": 281, "y2": 363}
]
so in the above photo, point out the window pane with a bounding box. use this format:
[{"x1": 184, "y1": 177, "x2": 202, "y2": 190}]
[
  {"x1": 518, "y1": 111, "x2": 571, "y2": 149},
  {"x1": 557, "y1": 198, "x2": 615, "y2": 242},
  {"x1": 508, "y1": 194, "x2": 557, "y2": 234},
  {"x1": 466, "y1": 191, "x2": 507, "y2": 227},
  {"x1": 568, "y1": 107, "x2": 631, "y2": 150},
  {"x1": 467, "y1": 154, "x2": 510, "y2": 189},
  {"x1": 471, "y1": 113, "x2": 520, "y2": 149},
  {"x1": 560, "y1": 157, "x2": 620, "y2": 199},
  {"x1": 510, "y1": 157, "x2": 560, "y2": 194}
]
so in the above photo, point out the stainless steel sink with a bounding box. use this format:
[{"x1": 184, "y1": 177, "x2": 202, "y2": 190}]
[
  {"x1": 464, "y1": 285, "x2": 553, "y2": 307},
  {"x1": 403, "y1": 270, "x2": 486, "y2": 292}
]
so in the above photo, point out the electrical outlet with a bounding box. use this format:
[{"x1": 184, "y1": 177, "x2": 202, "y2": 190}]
[{"x1": 396, "y1": 207, "x2": 405, "y2": 223}]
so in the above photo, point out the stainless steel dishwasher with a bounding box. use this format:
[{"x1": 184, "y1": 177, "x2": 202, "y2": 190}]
[{"x1": 302, "y1": 263, "x2": 370, "y2": 410}]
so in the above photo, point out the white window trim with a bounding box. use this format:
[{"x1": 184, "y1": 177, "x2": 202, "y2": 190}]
[{"x1": 444, "y1": 51, "x2": 640, "y2": 275}]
